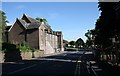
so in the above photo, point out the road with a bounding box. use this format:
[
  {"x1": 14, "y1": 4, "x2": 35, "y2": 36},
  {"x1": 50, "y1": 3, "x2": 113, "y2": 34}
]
[{"x1": 2, "y1": 51, "x2": 91, "y2": 76}]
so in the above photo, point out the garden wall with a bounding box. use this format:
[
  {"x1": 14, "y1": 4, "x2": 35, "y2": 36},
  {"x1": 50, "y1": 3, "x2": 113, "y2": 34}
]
[
  {"x1": 0, "y1": 52, "x2": 4, "y2": 63},
  {"x1": 0, "y1": 51, "x2": 44, "y2": 63},
  {"x1": 21, "y1": 51, "x2": 44, "y2": 60}
]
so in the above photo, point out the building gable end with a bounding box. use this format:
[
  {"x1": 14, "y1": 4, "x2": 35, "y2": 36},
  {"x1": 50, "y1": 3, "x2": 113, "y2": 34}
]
[{"x1": 8, "y1": 18, "x2": 26, "y2": 32}]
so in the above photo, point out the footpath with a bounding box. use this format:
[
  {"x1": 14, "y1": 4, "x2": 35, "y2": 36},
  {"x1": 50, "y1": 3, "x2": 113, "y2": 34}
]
[{"x1": 84, "y1": 51, "x2": 120, "y2": 76}]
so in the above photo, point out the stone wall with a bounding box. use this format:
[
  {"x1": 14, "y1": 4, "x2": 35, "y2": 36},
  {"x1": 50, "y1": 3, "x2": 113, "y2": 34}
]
[
  {"x1": 0, "y1": 52, "x2": 4, "y2": 63},
  {"x1": 0, "y1": 51, "x2": 44, "y2": 63},
  {"x1": 21, "y1": 51, "x2": 44, "y2": 60},
  {"x1": 27, "y1": 29, "x2": 39, "y2": 49},
  {"x1": 39, "y1": 24, "x2": 46, "y2": 51},
  {"x1": 8, "y1": 19, "x2": 25, "y2": 44}
]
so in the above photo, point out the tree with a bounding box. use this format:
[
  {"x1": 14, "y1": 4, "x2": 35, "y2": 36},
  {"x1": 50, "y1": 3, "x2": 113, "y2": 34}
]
[
  {"x1": 36, "y1": 17, "x2": 51, "y2": 28},
  {"x1": 0, "y1": 11, "x2": 9, "y2": 44},
  {"x1": 75, "y1": 38, "x2": 84, "y2": 49},
  {"x1": 94, "y1": 2, "x2": 117, "y2": 48},
  {"x1": 85, "y1": 29, "x2": 95, "y2": 40},
  {"x1": 63, "y1": 39, "x2": 69, "y2": 47},
  {"x1": 0, "y1": 10, "x2": 9, "y2": 32},
  {"x1": 63, "y1": 39, "x2": 69, "y2": 45},
  {"x1": 36, "y1": 17, "x2": 47, "y2": 24},
  {"x1": 85, "y1": 29, "x2": 97, "y2": 48},
  {"x1": 69, "y1": 41, "x2": 75, "y2": 48}
]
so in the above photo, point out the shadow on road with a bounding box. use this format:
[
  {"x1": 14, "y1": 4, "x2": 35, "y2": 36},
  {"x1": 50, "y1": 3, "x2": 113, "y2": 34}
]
[
  {"x1": 2, "y1": 52, "x2": 82, "y2": 76},
  {"x1": 83, "y1": 52, "x2": 120, "y2": 76}
]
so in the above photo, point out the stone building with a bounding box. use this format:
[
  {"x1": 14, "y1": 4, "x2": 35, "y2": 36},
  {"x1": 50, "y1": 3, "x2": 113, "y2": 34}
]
[{"x1": 5, "y1": 14, "x2": 64, "y2": 54}]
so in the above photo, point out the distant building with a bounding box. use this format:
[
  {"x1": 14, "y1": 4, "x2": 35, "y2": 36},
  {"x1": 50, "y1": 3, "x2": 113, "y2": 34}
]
[{"x1": 4, "y1": 14, "x2": 64, "y2": 54}]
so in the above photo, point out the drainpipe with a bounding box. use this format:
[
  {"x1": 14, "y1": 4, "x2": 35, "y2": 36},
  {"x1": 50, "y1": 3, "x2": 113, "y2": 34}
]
[{"x1": 25, "y1": 30, "x2": 27, "y2": 42}]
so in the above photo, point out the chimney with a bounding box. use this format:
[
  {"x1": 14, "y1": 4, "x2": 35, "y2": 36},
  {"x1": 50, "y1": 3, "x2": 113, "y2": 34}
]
[
  {"x1": 40, "y1": 19, "x2": 43, "y2": 22},
  {"x1": 40, "y1": 18, "x2": 44, "y2": 24}
]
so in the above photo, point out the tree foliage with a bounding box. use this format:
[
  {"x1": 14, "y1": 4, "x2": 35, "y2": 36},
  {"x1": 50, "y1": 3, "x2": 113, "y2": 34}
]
[
  {"x1": 0, "y1": 10, "x2": 9, "y2": 32},
  {"x1": 85, "y1": 2, "x2": 120, "y2": 48},
  {"x1": 63, "y1": 39, "x2": 69, "y2": 48},
  {"x1": 85, "y1": 29, "x2": 97, "y2": 47},
  {"x1": 63, "y1": 39, "x2": 69, "y2": 44},
  {"x1": 36, "y1": 17, "x2": 51, "y2": 28},
  {"x1": 36, "y1": 17, "x2": 47, "y2": 24},
  {"x1": 69, "y1": 41, "x2": 75, "y2": 46},
  {"x1": 94, "y1": 2, "x2": 118, "y2": 48},
  {"x1": 85, "y1": 29, "x2": 96, "y2": 40},
  {"x1": 75, "y1": 38, "x2": 84, "y2": 48}
]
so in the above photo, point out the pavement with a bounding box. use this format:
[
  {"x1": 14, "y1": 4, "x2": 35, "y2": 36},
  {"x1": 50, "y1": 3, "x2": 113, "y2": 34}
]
[{"x1": 83, "y1": 51, "x2": 120, "y2": 76}]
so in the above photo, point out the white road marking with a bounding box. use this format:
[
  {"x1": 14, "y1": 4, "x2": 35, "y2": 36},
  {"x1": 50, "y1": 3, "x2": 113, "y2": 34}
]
[
  {"x1": 78, "y1": 60, "x2": 81, "y2": 63},
  {"x1": 74, "y1": 56, "x2": 81, "y2": 76},
  {"x1": 37, "y1": 58, "x2": 77, "y2": 63},
  {"x1": 85, "y1": 51, "x2": 93, "y2": 54},
  {"x1": 8, "y1": 64, "x2": 37, "y2": 74},
  {"x1": 91, "y1": 66, "x2": 98, "y2": 76},
  {"x1": 63, "y1": 54, "x2": 66, "y2": 56},
  {"x1": 87, "y1": 65, "x2": 90, "y2": 73},
  {"x1": 86, "y1": 62, "x2": 98, "y2": 76}
]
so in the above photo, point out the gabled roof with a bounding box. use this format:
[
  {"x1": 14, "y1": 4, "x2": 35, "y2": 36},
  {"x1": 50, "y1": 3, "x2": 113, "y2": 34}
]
[
  {"x1": 8, "y1": 18, "x2": 25, "y2": 32},
  {"x1": 22, "y1": 14, "x2": 37, "y2": 23},
  {"x1": 18, "y1": 19, "x2": 41, "y2": 30},
  {"x1": 9, "y1": 14, "x2": 52, "y2": 31},
  {"x1": 27, "y1": 16, "x2": 37, "y2": 22},
  {"x1": 18, "y1": 19, "x2": 27, "y2": 28},
  {"x1": 21, "y1": 14, "x2": 43, "y2": 29}
]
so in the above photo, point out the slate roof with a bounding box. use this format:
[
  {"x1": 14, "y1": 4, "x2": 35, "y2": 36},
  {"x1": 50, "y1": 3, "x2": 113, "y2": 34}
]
[
  {"x1": 9, "y1": 14, "x2": 53, "y2": 31},
  {"x1": 22, "y1": 14, "x2": 37, "y2": 23},
  {"x1": 27, "y1": 16, "x2": 37, "y2": 23},
  {"x1": 20, "y1": 14, "x2": 53, "y2": 30},
  {"x1": 27, "y1": 22, "x2": 41, "y2": 29},
  {"x1": 18, "y1": 19, "x2": 41, "y2": 29},
  {"x1": 15, "y1": 14, "x2": 42, "y2": 30},
  {"x1": 18, "y1": 19, "x2": 27, "y2": 28}
]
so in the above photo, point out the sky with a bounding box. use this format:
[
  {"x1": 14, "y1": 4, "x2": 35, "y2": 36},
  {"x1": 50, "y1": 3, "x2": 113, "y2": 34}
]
[{"x1": 2, "y1": 2, "x2": 100, "y2": 42}]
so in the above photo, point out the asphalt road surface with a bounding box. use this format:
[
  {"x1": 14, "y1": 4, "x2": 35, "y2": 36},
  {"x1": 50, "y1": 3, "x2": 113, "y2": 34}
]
[{"x1": 2, "y1": 51, "x2": 90, "y2": 76}]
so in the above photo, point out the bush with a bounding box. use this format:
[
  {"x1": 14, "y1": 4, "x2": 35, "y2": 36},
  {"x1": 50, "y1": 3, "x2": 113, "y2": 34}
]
[
  {"x1": 2, "y1": 42, "x2": 19, "y2": 52},
  {"x1": 2, "y1": 42, "x2": 36, "y2": 52},
  {"x1": 18, "y1": 42, "x2": 32, "y2": 52}
]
